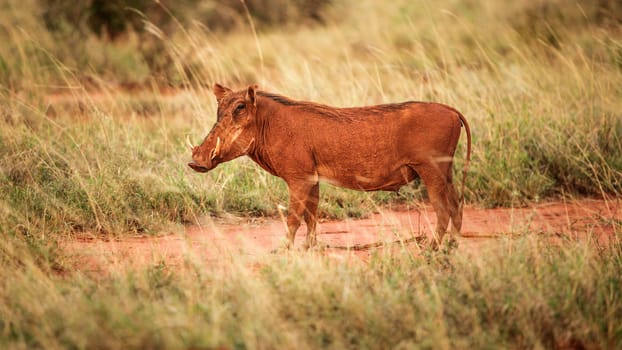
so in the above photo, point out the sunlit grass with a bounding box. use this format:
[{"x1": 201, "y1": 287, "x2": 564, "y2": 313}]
[
  {"x1": 1, "y1": 237, "x2": 621, "y2": 349},
  {"x1": 2, "y1": 0, "x2": 621, "y2": 238},
  {"x1": 0, "y1": 0, "x2": 621, "y2": 347}
]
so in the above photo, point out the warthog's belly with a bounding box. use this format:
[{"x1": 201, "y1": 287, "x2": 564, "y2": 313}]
[{"x1": 317, "y1": 164, "x2": 418, "y2": 191}]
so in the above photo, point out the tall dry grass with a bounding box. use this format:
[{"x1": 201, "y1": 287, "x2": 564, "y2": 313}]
[
  {"x1": 1, "y1": 238, "x2": 621, "y2": 348},
  {"x1": 2, "y1": 0, "x2": 621, "y2": 239},
  {"x1": 0, "y1": 0, "x2": 621, "y2": 347}
]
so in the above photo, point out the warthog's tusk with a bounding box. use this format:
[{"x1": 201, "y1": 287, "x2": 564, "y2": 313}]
[
  {"x1": 186, "y1": 135, "x2": 194, "y2": 151},
  {"x1": 211, "y1": 137, "x2": 221, "y2": 160},
  {"x1": 216, "y1": 137, "x2": 221, "y2": 154}
]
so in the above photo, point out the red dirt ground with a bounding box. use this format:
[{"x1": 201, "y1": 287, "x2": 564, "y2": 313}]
[{"x1": 63, "y1": 199, "x2": 621, "y2": 273}]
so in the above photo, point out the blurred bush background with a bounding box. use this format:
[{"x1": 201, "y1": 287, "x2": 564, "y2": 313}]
[
  {"x1": 1, "y1": 0, "x2": 620, "y2": 88},
  {"x1": 15, "y1": 0, "x2": 332, "y2": 85}
]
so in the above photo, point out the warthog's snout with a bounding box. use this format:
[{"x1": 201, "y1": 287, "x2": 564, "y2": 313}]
[{"x1": 188, "y1": 160, "x2": 209, "y2": 173}]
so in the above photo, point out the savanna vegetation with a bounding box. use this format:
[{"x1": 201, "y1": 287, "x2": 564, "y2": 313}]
[{"x1": 0, "y1": 0, "x2": 621, "y2": 348}]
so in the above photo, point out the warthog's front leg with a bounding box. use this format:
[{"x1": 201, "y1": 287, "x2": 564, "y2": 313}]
[
  {"x1": 281, "y1": 181, "x2": 316, "y2": 250},
  {"x1": 303, "y1": 183, "x2": 320, "y2": 250}
]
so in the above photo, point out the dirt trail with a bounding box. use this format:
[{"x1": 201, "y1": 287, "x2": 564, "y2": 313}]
[{"x1": 63, "y1": 199, "x2": 621, "y2": 272}]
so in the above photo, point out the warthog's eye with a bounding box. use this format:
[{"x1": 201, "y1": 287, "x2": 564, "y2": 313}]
[{"x1": 234, "y1": 103, "x2": 245, "y2": 113}]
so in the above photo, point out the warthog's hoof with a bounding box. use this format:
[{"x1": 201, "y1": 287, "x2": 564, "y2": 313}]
[
  {"x1": 270, "y1": 239, "x2": 293, "y2": 254},
  {"x1": 424, "y1": 236, "x2": 440, "y2": 251},
  {"x1": 445, "y1": 235, "x2": 459, "y2": 249},
  {"x1": 425, "y1": 235, "x2": 459, "y2": 253},
  {"x1": 425, "y1": 233, "x2": 459, "y2": 251},
  {"x1": 301, "y1": 240, "x2": 328, "y2": 252}
]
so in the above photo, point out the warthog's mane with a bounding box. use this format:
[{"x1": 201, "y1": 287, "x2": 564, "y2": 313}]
[{"x1": 257, "y1": 91, "x2": 418, "y2": 119}]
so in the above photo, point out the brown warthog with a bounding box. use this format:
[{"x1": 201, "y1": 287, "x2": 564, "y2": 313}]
[{"x1": 189, "y1": 84, "x2": 471, "y2": 250}]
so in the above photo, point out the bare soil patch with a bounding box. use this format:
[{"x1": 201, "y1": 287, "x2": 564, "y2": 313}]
[{"x1": 63, "y1": 199, "x2": 621, "y2": 273}]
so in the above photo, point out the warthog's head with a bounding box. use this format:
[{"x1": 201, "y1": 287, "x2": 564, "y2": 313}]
[{"x1": 188, "y1": 83, "x2": 258, "y2": 173}]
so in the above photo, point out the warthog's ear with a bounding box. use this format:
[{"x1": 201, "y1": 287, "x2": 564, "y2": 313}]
[
  {"x1": 213, "y1": 83, "x2": 232, "y2": 102},
  {"x1": 246, "y1": 84, "x2": 258, "y2": 107}
]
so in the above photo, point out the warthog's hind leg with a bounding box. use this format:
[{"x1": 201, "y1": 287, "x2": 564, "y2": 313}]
[
  {"x1": 447, "y1": 182, "x2": 463, "y2": 236},
  {"x1": 412, "y1": 164, "x2": 451, "y2": 248}
]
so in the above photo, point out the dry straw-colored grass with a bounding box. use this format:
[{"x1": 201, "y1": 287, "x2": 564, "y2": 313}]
[{"x1": 0, "y1": 0, "x2": 621, "y2": 348}]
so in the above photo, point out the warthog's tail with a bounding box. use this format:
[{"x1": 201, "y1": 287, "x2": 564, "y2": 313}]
[{"x1": 456, "y1": 111, "x2": 472, "y2": 205}]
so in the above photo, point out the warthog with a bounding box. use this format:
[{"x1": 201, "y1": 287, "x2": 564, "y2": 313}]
[{"x1": 189, "y1": 84, "x2": 471, "y2": 249}]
